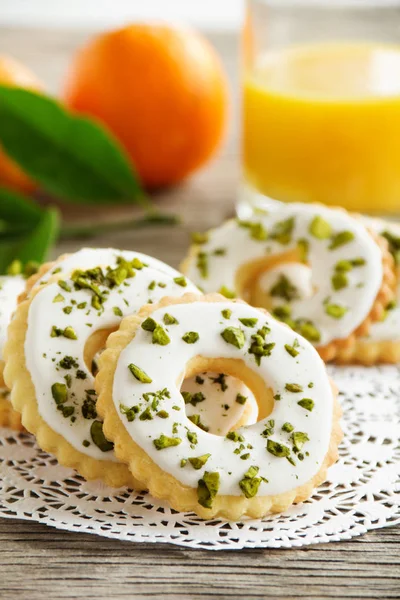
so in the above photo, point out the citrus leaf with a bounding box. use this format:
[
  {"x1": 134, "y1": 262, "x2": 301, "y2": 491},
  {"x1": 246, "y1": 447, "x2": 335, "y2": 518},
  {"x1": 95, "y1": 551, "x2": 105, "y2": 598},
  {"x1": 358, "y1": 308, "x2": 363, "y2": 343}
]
[
  {"x1": 0, "y1": 207, "x2": 60, "y2": 274},
  {"x1": 0, "y1": 86, "x2": 145, "y2": 205},
  {"x1": 0, "y1": 187, "x2": 42, "y2": 224}
]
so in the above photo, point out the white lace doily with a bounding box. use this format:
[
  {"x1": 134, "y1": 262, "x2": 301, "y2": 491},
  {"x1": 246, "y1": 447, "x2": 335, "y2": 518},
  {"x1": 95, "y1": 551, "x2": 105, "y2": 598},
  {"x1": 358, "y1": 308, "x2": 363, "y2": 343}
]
[{"x1": 1, "y1": 365, "x2": 399, "y2": 550}]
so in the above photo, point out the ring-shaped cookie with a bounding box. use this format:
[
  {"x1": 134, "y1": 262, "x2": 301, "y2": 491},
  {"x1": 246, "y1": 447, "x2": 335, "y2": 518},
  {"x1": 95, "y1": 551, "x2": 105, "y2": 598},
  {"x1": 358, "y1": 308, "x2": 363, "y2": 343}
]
[
  {"x1": 96, "y1": 293, "x2": 342, "y2": 520},
  {"x1": 181, "y1": 203, "x2": 395, "y2": 361},
  {"x1": 4, "y1": 251, "x2": 201, "y2": 487}
]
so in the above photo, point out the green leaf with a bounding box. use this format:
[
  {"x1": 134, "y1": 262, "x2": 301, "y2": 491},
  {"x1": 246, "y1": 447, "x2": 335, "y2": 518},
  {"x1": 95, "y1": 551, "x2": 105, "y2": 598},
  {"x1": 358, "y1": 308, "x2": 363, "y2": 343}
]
[
  {"x1": 0, "y1": 86, "x2": 146, "y2": 205},
  {"x1": 0, "y1": 187, "x2": 43, "y2": 225},
  {"x1": 0, "y1": 207, "x2": 60, "y2": 274}
]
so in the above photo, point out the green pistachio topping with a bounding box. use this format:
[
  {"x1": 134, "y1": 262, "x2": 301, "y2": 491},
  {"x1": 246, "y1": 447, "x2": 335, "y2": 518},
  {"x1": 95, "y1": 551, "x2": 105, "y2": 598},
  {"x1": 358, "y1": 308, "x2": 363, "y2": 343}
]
[
  {"x1": 196, "y1": 252, "x2": 209, "y2": 278},
  {"x1": 191, "y1": 231, "x2": 209, "y2": 244},
  {"x1": 58, "y1": 280, "x2": 71, "y2": 292},
  {"x1": 210, "y1": 373, "x2": 228, "y2": 391},
  {"x1": 239, "y1": 465, "x2": 263, "y2": 498},
  {"x1": 63, "y1": 306, "x2": 72, "y2": 315},
  {"x1": 297, "y1": 398, "x2": 314, "y2": 411},
  {"x1": 156, "y1": 410, "x2": 169, "y2": 419},
  {"x1": 128, "y1": 363, "x2": 152, "y2": 384},
  {"x1": 226, "y1": 431, "x2": 244, "y2": 442},
  {"x1": 381, "y1": 230, "x2": 400, "y2": 264},
  {"x1": 325, "y1": 303, "x2": 348, "y2": 319},
  {"x1": 139, "y1": 407, "x2": 153, "y2": 421},
  {"x1": 270, "y1": 274, "x2": 299, "y2": 302},
  {"x1": 141, "y1": 317, "x2": 157, "y2": 332},
  {"x1": 309, "y1": 215, "x2": 332, "y2": 239},
  {"x1": 163, "y1": 313, "x2": 179, "y2": 325},
  {"x1": 153, "y1": 434, "x2": 182, "y2": 450},
  {"x1": 53, "y1": 293, "x2": 65, "y2": 303},
  {"x1": 148, "y1": 280, "x2": 156, "y2": 290},
  {"x1": 113, "y1": 306, "x2": 123, "y2": 317},
  {"x1": 236, "y1": 393, "x2": 247, "y2": 405},
  {"x1": 90, "y1": 420, "x2": 114, "y2": 452},
  {"x1": 297, "y1": 238, "x2": 309, "y2": 262},
  {"x1": 119, "y1": 404, "x2": 138, "y2": 422},
  {"x1": 218, "y1": 285, "x2": 236, "y2": 299},
  {"x1": 187, "y1": 431, "x2": 198, "y2": 445},
  {"x1": 272, "y1": 304, "x2": 292, "y2": 320},
  {"x1": 152, "y1": 324, "x2": 171, "y2": 345},
  {"x1": 332, "y1": 272, "x2": 348, "y2": 290},
  {"x1": 195, "y1": 375, "x2": 204, "y2": 384},
  {"x1": 270, "y1": 216, "x2": 295, "y2": 245},
  {"x1": 250, "y1": 222, "x2": 268, "y2": 241},
  {"x1": 239, "y1": 317, "x2": 258, "y2": 328},
  {"x1": 188, "y1": 414, "x2": 209, "y2": 431},
  {"x1": 296, "y1": 320, "x2": 321, "y2": 343},
  {"x1": 51, "y1": 382, "x2": 68, "y2": 405},
  {"x1": 221, "y1": 309, "x2": 232, "y2": 319},
  {"x1": 173, "y1": 276, "x2": 187, "y2": 287},
  {"x1": 182, "y1": 331, "x2": 200, "y2": 344},
  {"x1": 63, "y1": 326, "x2": 78, "y2": 340},
  {"x1": 291, "y1": 431, "x2": 310, "y2": 451},
  {"x1": 189, "y1": 454, "x2": 211, "y2": 470},
  {"x1": 197, "y1": 471, "x2": 220, "y2": 508},
  {"x1": 284, "y1": 339, "x2": 300, "y2": 357},
  {"x1": 221, "y1": 326, "x2": 245, "y2": 349},
  {"x1": 329, "y1": 230, "x2": 355, "y2": 250},
  {"x1": 282, "y1": 422, "x2": 294, "y2": 433},
  {"x1": 267, "y1": 439, "x2": 291, "y2": 458},
  {"x1": 285, "y1": 383, "x2": 303, "y2": 393}
]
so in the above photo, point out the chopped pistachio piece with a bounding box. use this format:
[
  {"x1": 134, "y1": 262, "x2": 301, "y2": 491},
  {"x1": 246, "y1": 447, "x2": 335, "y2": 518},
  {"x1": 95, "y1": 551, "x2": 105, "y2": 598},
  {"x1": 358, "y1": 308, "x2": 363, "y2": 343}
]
[
  {"x1": 152, "y1": 324, "x2": 170, "y2": 345},
  {"x1": 329, "y1": 230, "x2": 355, "y2": 250},
  {"x1": 63, "y1": 326, "x2": 78, "y2": 340},
  {"x1": 296, "y1": 320, "x2": 321, "y2": 343},
  {"x1": 221, "y1": 326, "x2": 245, "y2": 349},
  {"x1": 309, "y1": 216, "x2": 332, "y2": 239},
  {"x1": 187, "y1": 430, "x2": 198, "y2": 445},
  {"x1": 51, "y1": 382, "x2": 68, "y2": 405},
  {"x1": 239, "y1": 317, "x2": 258, "y2": 328},
  {"x1": 153, "y1": 434, "x2": 182, "y2": 450},
  {"x1": 270, "y1": 217, "x2": 295, "y2": 245},
  {"x1": 191, "y1": 231, "x2": 209, "y2": 244},
  {"x1": 297, "y1": 398, "x2": 314, "y2": 411},
  {"x1": 182, "y1": 331, "x2": 199, "y2": 344},
  {"x1": 196, "y1": 252, "x2": 209, "y2": 278},
  {"x1": 325, "y1": 303, "x2": 348, "y2": 319},
  {"x1": 267, "y1": 439, "x2": 291, "y2": 458},
  {"x1": 239, "y1": 465, "x2": 263, "y2": 498},
  {"x1": 218, "y1": 286, "x2": 236, "y2": 299},
  {"x1": 285, "y1": 383, "x2": 303, "y2": 393},
  {"x1": 270, "y1": 274, "x2": 299, "y2": 302},
  {"x1": 236, "y1": 393, "x2": 247, "y2": 405},
  {"x1": 128, "y1": 363, "x2": 152, "y2": 384},
  {"x1": 90, "y1": 420, "x2": 114, "y2": 452},
  {"x1": 284, "y1": 340, "x2": 300, "y2": 357},
  {"x1": 197, "y1": 471, "x2": 220, "y2": 508},
  {"x1": 189, "y1": 454, "x2": 211, "y2": 470},
  {"x1": 113, "y1": 306, "x2": 123, "y2": 317},
  {"x1": 188, "y1": 414, "x2": 209, "y2": 431},
  {"x1": 291, "y1": 431, "x2": 310, "y2": 451},
  {"x1": 173, "y1": 276, "x2": 187, "y2": 287},
  {"x1": 332, "y1": 272, "x2": 348, "y2": 291},
  {"x1": 221, "y1": 309, "x2": 232, "y2": 319},
  {"x1": 282, "y1": 422, "x2": 294, "y2": 433},
  {"x1": 226, "y1": 431, "x2": 244, "y2": 442},
  {"x1": 53, "y1": 293, "x2": 65, "y2": 303},
  {"x1": 141, "y1": 317, "x2": 157, "y2": 332},
  {"x1": 297, "y1": 238, "x2": 309, "y2": 263},
  {"x1": 163, "y1": 313, "x2": 178, "y2": 325}
]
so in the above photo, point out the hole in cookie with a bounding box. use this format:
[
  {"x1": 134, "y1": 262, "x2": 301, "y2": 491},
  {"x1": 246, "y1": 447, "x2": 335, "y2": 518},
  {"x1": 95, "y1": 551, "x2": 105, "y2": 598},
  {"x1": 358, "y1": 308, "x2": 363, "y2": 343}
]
[
  {"x1": 181, "y1": 357, "x2": 274, "y2": 437},
  {"x1": 235, "y1": 250, "x2": 316, "y2": 310}
]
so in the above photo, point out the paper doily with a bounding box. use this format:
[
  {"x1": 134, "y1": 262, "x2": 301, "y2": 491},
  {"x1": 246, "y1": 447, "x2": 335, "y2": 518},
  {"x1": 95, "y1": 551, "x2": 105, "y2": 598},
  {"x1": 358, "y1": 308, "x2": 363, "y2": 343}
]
[{"x1": 1, "y1": 365, "x2": 399, "y2": 550}]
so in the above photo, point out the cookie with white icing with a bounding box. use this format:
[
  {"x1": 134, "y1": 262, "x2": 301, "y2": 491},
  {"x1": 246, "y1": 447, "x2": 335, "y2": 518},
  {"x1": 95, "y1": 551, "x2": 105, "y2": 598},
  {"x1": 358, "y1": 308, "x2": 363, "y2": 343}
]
[
  {"x1": 4, "y1": 250, "x2": 204, "y2": 487},
  {"x1": 96, "y1": 293, "x2": 342, "y2": 520},
  {"x1": 0, "y1": 275, "x2": 29, "y2": 430},
  {"x1": 181, "y1": 203, "x2": 395, "y2": 361},
  {"x1": 336, "y1": 218, "x2": 400, "y2": 364}
]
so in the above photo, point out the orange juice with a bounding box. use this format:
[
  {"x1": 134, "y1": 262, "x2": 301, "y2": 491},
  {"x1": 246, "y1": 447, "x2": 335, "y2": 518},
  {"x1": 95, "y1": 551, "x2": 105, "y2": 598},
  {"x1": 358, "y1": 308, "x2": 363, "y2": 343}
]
[{"x1": 243, "y1": 43, "x2": 400, "y2": 213}]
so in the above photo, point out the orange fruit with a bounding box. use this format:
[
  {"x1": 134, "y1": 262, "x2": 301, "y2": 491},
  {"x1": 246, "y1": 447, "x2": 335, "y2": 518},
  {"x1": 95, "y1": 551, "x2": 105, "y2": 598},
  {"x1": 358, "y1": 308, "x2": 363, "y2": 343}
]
[
  {"x1": 0, "y1": 55, "x2": 43, "y2": 193},
  {"x1": 64, "y1": 24, "x2": 228, "y2": 189}
]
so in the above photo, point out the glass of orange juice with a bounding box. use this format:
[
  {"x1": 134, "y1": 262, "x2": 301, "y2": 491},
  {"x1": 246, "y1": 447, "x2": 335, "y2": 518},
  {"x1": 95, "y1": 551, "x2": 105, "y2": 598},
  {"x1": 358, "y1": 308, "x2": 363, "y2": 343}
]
[{"x1": 239, "y1": 0, "x2": 400, "y2": 217}]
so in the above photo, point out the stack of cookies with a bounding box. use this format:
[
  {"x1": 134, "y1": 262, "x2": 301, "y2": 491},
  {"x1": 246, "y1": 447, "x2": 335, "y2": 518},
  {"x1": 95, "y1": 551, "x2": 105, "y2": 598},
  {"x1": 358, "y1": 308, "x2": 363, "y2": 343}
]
[{"x1": 1, "y1": 202, "x2": 398, "y2": 520}]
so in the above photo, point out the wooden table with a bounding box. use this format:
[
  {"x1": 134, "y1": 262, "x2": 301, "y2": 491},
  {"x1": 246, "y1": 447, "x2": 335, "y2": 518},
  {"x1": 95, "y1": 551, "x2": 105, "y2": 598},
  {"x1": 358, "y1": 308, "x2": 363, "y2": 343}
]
[{"x1": 0, "y1": 27, "x2": 399, "y2": 600}]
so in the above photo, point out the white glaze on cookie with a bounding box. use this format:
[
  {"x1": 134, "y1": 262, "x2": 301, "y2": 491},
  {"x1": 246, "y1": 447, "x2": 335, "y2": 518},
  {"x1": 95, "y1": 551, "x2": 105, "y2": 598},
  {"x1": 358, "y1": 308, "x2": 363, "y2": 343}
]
[
  {"x1": 184, "y1": 204, "x2": 383, "y2": 346},
  {"x1": 39, "y1": 248, "x2": 179, "y2": 284},
  {"x1": 25, "y1": 254, "x2": 199, "y2": 461},
  {"x1": 113, "y1": 300, "x2": 334, "y2": 497},
  {"x1": 182, "y1": 373, "x2": 258, "y2": 435},
  {"x1": 0, "y1": 275, "x2": 25, "y2": 360}
]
